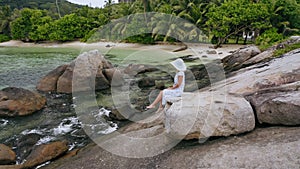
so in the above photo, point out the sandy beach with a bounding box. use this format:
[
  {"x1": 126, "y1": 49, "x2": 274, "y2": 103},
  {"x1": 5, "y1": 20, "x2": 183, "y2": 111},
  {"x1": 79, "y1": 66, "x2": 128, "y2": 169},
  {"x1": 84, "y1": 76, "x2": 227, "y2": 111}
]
[{"x1": 0, "y1": 40, "x2": 245, "y2": 59}]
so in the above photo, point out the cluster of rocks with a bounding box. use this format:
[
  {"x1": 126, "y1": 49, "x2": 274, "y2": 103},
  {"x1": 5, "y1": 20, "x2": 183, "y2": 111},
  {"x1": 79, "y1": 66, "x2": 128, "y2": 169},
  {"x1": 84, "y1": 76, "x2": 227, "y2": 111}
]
[
  {"x1": 1, "y1": 36, "x2": 299, "y2": 169},
  {"x1": 115, "y1": 36, "x2": 300, "y2": 141},
  {"x1": 222, "y1": 35, "x2": 300, "y2": 73},
  {"x1": 36, "y1": 50, "x2": 162, "y2": 94},
  {"x1": 0, "y1": 87, "x2": 79, "y2": 169},
  {"x1": 36, "y1": 50, "x2": 116, "y2": 93},
  {"x1": 0, "y1": 141, "x2": 79, "y2": 169}
]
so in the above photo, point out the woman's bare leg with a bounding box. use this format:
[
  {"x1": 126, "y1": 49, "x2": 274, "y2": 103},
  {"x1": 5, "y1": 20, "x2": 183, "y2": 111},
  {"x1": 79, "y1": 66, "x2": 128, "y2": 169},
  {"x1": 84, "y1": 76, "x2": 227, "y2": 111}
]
[{"x1": 147, "y1": 90, "x2": 163, "y2": 109}]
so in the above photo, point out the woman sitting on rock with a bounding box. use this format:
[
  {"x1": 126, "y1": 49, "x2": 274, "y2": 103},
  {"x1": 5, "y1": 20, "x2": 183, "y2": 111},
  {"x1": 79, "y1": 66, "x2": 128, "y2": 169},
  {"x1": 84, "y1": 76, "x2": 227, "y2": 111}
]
[{"x1": 146, "y1": 58, "x2": 186, "y2": 112}]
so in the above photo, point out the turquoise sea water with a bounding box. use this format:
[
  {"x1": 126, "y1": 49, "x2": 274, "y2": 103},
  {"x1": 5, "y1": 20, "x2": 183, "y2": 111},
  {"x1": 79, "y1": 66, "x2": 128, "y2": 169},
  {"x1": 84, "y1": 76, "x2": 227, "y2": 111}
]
[{"x1": 0, "y1": 47, "x2": 80, "y2": 89}]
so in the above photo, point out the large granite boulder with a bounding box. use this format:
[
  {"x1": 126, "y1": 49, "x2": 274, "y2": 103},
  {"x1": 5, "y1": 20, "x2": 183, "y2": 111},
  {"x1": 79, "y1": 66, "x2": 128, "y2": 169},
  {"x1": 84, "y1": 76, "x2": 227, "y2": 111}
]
[
  {"x1": 15, "y1": 133, "x2": 41, "y2": 162},
  {"x1": 222, "y1": 45, "x2": 261, "y2": 72},
  {"x1": 215, "y1": 52, "x2": 300, "y2": 96},
  {"x1": 0, "y1": 144, "x2": 16, "y2": 165},
  {"x1": 247, "y1": 82, "x2": 300, "y2": 125},
  {"x1": 124, "y1": 64, "x2": 157, "y2": 76},
  {"x1": 241, "y1": 49, "x2": 275, "y2": 67},
  {"x1": 210, "y1": 51, "x2": 300, "y2": 125},
  {"x1": 0, "y1": 87, "x2": 46, "y2": 117},
  {"x1": 36, "y1": 65, "x2": 68, "y2": 92},
  {"x1": 222, "y1": 36, "x2": 300, "y2": 73},
  {"x1": 0, "y1": 165, "x2": 22, "y2": 169},
  {"x1": 165, "y1": 92, "x2": 255, "y2": 140},
  {"x1": 111, "y1": 92, "x2": 255, "y2": 141},
  {"x1": 103, "y1": 68, "x2": 124, "y2": 87},
  {"x1": 114, "y1": 47, "x2": 300, "y2": 140},
  {"x1": 37, "y1": 50, "x2": 114, "y2": 93},
  {"x1": 22, "y1": 141, "x2": 68, "y2": 168}
]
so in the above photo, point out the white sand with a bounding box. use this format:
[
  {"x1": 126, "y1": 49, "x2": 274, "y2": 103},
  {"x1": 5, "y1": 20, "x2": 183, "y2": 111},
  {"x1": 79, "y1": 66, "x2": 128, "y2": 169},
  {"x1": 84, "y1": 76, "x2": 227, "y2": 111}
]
[{"x1": 0, "y1": 40, "x2": 244, "y2": 59}]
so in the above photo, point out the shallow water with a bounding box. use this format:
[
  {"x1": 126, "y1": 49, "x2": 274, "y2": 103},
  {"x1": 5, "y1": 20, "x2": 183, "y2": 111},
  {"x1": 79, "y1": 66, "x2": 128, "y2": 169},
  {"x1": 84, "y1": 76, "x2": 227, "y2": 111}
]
[
  {"x1": 0, "y1": 47, "x2": 80, "y2": 89},
  {"x1": 0, "y1": 47, "x2": 119, "y2": 164},
  {"x1": 0, "y1": 45, "x2": 198, "y2": 164}
]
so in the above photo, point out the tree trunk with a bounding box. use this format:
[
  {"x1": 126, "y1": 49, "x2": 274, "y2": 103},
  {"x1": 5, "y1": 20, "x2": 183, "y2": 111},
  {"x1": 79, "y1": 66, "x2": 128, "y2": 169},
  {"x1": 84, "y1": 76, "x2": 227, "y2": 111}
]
[
  {"x1": 215, "y1": 37, "x2": 225, "y2": 48},
  {"x1": 236, "y1": 35, "x2": 240, "y2": 44},
  {"x1": 142, "y1": 0, "x2": 151, "y2": 12},
  {"x1": 243, "y1": 32, "x2": 248, "y2": 45}
]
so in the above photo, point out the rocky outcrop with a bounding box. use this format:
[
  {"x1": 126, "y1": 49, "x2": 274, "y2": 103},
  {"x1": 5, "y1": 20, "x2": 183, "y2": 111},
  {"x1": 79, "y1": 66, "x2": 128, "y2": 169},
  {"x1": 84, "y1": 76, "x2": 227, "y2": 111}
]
[
  {"x1": 103, "y1": 68, "x2": 124, "y2": 87},
  {"x1": 36, "y1": 65, "x2": 68, "y2": 92},
  {"x1": 15, "y1": 133, "x2": 41, "y2": 161},
  {"x1": 0, "y1": 144, "x2": 16, "y2": 165},
  {"x1": 138, "y1": 77, "x2": 155, "y2": 88},
  {"x1": 165, "y1": 92, "x2": 255, "y2": 140},
  {"x1": 42, "y1": 127, "x2": 300, "y2": 169},
  {"x1": 106, "y1": 44, "x2": 300, "y2": 140},
  {"x1": 37, "y1": 50, "x2": 114, "y2": 93},
  {"x1": 247, "y1": 82, "x2": 300, "y2": 125},
  {"x1": 109, "y1": 92, "x2": 255, "y2": 141},
  {"x1": 123, "y1": 64, "x2": 157, "y2": 76},
  {"x1": 216, "y1": 53, "x2": 300, "y2": 96},
  {"x1": 0, "y1": 87, "x2": 46, "y2": 117},
  {"x1": 212, "y1": 51, "x2": 300, "y2": 126},
  {"x1": 22, "y1": 141, "x2": 68, "y2": 168},
  {"x1": 0, "y1": 141, "x2": 69, "y2": 169},
  {"x1": 223, "y1": 36, "x2": 300, "y2": 72},
  {"x1": 0, "y1": 165, "x2": 22, "y2": 169},
  {"x1": 222, "y1": 45, "x2": 261, "y2": 72}
]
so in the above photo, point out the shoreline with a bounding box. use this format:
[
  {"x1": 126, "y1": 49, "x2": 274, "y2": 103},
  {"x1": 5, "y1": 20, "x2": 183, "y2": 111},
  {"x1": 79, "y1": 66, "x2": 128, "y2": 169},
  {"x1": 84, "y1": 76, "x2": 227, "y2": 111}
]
[{"x1": 0, "y1": 40, "x2": 245, "y2": 59}]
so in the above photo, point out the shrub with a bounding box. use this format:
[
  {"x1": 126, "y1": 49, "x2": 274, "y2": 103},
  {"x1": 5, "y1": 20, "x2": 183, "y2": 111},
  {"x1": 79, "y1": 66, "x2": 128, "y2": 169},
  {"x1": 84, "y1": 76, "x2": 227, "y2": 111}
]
[
  {"x1": 0, "y1": 34, "x2": 11, "y2": 42},
  {"x1": 256, "y1": 28, "x2": 284, "y2": 50},
  {"x1": 273, "y1": 42, "x2": 300, "y2": 57}
]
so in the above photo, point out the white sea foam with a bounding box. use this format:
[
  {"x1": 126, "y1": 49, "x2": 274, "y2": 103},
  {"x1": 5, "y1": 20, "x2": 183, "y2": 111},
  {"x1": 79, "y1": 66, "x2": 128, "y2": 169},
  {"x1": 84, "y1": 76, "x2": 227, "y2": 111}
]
[
  {"x1": 36, "y1": 161, "x2": 51, "y2": 169},
  {"x1": 0, "y1": 119, "x2": 9, "y2": 127},
  {"x1": 53, "y1": 117, "x2": 81, "y2": 136},
  {"x1": 98, "y1": 107, "x2": 111, "y2": 117},
  {"x1": 81, "y1": 108, "x2": 118, "y2": 135},
  {"x1": 36, "y1": 136, "x2": 56, "y2": 145},
  {"x1": 21, "y1": 129, "x2": 45, "y2": 135},
  {"x1": 97, "y1": 123, "x2": 118, "y2": 134}
]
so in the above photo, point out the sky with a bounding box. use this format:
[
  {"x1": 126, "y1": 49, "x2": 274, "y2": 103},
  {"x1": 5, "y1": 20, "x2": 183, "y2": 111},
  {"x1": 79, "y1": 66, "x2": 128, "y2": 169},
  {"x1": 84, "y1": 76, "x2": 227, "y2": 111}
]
[{"x1": 66, "y1": 0, "x2": 119, "y2": 8}]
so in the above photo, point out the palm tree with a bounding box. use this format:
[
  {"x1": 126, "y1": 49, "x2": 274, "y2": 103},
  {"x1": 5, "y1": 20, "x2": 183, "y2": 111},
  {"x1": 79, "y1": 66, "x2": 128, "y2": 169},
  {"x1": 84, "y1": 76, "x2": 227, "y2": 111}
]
[
  {"x1": 142, "y1": 0, "x2": 151, "y2": 12},
  {"x1": 150, "y1": 13, "x2": 201, "y2": 43},
  {"x1": 56, "y1": 0, "x2": 61, "y2": 18}
]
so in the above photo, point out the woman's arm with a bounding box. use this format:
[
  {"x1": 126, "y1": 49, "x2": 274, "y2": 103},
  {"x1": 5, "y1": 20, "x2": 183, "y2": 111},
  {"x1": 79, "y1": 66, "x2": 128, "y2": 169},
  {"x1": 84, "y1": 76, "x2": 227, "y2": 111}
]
[{"x1": 168, "y1": 75, "x2": 183, "y2": 89}]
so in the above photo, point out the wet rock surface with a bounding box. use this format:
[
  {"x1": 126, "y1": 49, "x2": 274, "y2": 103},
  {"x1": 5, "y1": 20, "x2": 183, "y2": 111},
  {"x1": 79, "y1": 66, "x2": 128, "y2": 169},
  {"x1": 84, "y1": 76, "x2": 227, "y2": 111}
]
[
  {"x1": 0, "y1": 144, "x2": 16, "y2": 165},
  {"x1": 0, "y1": 87, "x2": 46, "y2": 117},
  {"x1": 22, "y1": 141, "x2": 69, "y2": 168}
]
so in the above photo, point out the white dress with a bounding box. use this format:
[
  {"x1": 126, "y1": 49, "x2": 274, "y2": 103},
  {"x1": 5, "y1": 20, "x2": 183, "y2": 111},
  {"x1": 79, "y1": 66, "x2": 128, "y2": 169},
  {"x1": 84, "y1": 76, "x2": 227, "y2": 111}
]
[{"x1": 162, "y1": 71, "x2": 185, "y2": 105}]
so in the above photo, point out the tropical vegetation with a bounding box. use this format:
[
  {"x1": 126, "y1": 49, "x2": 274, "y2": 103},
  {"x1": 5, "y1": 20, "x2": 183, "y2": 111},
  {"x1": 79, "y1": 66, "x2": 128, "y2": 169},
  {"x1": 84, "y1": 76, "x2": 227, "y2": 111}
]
[{"x1": 0, "y1": 0, "x2": 299, "y2": 48}]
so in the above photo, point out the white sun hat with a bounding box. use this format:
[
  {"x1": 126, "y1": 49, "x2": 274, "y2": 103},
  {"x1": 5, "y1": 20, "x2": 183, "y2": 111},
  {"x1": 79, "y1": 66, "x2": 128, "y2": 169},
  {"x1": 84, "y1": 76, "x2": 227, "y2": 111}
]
[{"x1": 170, "y1": 58, "x2": 187, "y2": 71}]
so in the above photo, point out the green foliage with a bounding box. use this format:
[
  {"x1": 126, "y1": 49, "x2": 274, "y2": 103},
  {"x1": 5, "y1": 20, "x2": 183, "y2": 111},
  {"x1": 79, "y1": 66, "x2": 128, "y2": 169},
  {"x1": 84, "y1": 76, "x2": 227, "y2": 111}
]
[
  {"x1": 0, "y1": 0, "x2": 81, "y2": 16},
  {"x1": 0, "y1": 34, "x2": 10, "y2": 42},
  {"x1": 29, "y1": 16, "x2": 53, "y2": 41},
  {"x1": 49, "y1": 13, "x2": 90, "y2": 41},
  {"x1": 255, "y1": 28, "x2": 284, "y2": 50},
  {"x1": 269, "y1": 0, "x2": 300, "y2": 35},
  {"x1": 206, "y1": 0, "x2": 271, "y2": 47},
  {"x1": 124, "y1": 34, "x2": 155, "y2": 44},
  {"x1": 1, "y1": 0, "x2": 299, "y2": 45},
  {"x1": 273, "y1": 42, "x2": 300, "y2": 57},
  {"x1": 10, "y1": 8, "x2": 52, "y2": 41}
]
